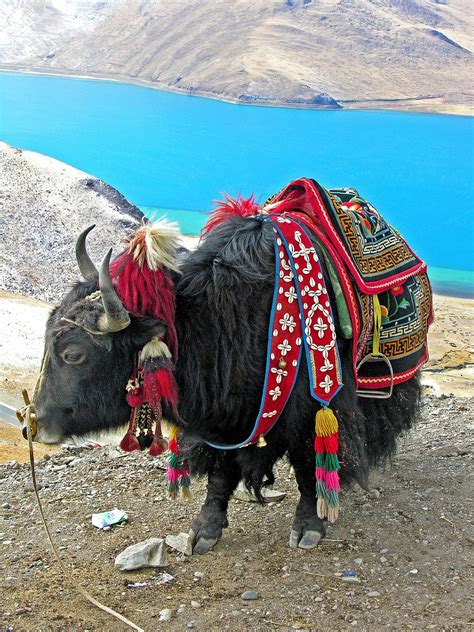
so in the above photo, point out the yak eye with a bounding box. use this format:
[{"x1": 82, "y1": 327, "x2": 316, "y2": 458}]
[{"x1": 61, "y1": 348, "x2": 85, "y2": 365}]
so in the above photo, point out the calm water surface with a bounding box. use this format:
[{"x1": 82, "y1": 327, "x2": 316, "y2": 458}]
[{"x1": 1, "y1": 72, "x2": 473, "y2": 294}]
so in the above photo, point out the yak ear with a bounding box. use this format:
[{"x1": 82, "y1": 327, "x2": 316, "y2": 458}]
[{"x1": 128, "y1": 317, "x2": 167, "y2": 349}]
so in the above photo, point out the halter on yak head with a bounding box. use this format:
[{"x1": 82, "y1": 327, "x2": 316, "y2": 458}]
[{"x1": 21, "y1": 220, "x2": 190, "y2": 499}]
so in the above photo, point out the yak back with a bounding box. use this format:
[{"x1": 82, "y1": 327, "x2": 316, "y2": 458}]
[{"x1": 175, "y1": 216, "x2": 278, "y2": 445}]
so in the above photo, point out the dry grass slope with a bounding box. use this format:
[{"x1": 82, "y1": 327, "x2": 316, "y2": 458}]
[{"x1": 0, "y1": 0, "x2": 472, "y2": 112}]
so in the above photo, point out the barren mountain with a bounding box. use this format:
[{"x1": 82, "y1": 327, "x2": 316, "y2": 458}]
[
  {"x1": 0, "y1": 0, "x2": 472, "y2": 113},
  {"x1": 0, "y1": 142, "x2": 143, "y2": 303}
]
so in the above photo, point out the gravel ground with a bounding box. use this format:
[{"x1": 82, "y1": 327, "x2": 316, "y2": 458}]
[{"x1": 0, "y1": 393, "x2": 472, "y2": 632}]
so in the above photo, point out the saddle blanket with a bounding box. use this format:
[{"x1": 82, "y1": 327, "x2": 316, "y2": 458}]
[{"x1": 265, "y1": 178, "x2": 433, "y2": 391}]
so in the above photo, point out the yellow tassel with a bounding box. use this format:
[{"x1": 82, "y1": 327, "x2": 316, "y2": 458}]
[
  {"x1": 317, "y1": 497, "x2": 328, "y2": 520},
  {"x1": 315, "y1": 406, "x2": 338, "y2": 437},
  {"x1": 167, "y1": 423, "x2": 179, "y2": 442},
  {"x1": 181, "y1": 487, "x2": 192, "y2": 501}
]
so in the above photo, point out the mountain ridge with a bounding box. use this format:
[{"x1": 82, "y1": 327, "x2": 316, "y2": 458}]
[{"x1": 0, "y1": 0, "x2": 472, "y2": 114}]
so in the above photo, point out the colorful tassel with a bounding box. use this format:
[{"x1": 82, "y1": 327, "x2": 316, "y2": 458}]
[
  {"x1": 166, "y1": 424, "x2": 191, "y2": 499},
  {"x1": 119, "y1": 407, "x2": 140, "y2": 452},
  {"x1": 119, "y1": 431, "x2": 140, "y2": 452},
  {"x1": 314, "y1": 406, "x2": 340, "y2": 523}
]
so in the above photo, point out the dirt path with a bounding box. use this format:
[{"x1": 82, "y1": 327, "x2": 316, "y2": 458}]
[
  {"x1": 0, "y1": 290, "x2": 472, "y2": 630},
  {"x1": 1, "y1": 394, "x2": 472, "y2": 632}
]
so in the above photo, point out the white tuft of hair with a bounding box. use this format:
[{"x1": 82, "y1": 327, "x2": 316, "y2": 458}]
[
  {"x1": 139, "y1": 337, "x2": 172, "y2": 363},
  {"x1": 144, "y1": 217, "x2": 181, "y2": 272}
]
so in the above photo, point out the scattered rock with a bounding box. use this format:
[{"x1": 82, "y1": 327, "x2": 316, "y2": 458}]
[
  {"x1": 159, "y1": 608, "x2": 173, "y2": 622},
  {"x1": 431, "y1": 445, "x2": 469, "y2": 457},
  {"x1": 115, "y1": 538, "x2": 168, "y2": 571},
  {"x1": 24, "y1": 481, "x2": 42, "y2": 492},
  {"x1": 241, "y1": 590, "x2": 259, "y2": 600},
  {"x1": 166, "y1": 532, "x2": 193, "y2": 556},
  {"x1": 152, "y1": 572, "x2": 175, "y2": 585},
  {"x1": 191, "y1": 601, "x2": 202, "y2": 609},
  {"x1": 367, "y1": 591, "x2": 380, "y2": 598}
]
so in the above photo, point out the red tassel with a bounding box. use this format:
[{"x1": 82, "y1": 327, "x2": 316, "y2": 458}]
[
  {"x1": 110, "y1": 251, "x2": 177, "y2": 359},
  {"x1": 148, "y1": 437, "x2": 167, "y2": 456},
  {"x1": 315, "y1": 435, "x2": 324, "y2": 452},
  {"x1": 323, "y1": 433, "x2": 339, "y2": 453},
  {"x1": 142, "y1": 369, "x2": 178, "y2": 407},
  {"x1": 168, "y1": 437, "x2": 178, "y2": 454},
  {"x1": 126, "y1": 389, "x2": 144, "y2": 407},
  {"x1": 202, "y1": 194, "x2": 260, "y2": 236},
  {"x1": 119, "y1": 432, "x2": 140, "y2": 452}
]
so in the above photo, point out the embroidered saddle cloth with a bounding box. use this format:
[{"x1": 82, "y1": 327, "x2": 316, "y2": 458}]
[{"x1": 265, "y1": 178, "x2": 433, "y2": 391}]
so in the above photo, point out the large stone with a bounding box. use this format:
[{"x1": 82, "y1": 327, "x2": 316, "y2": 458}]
[
  {"x1": 166, "y1": 532, "x2": 193, "y2": 556},
  {"x1": 115, "y1": 538, "x2": 168, "y2": 571}
]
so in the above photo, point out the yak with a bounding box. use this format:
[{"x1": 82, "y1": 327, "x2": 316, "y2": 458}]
[{"x1": 23, "y1": 192, "x2": 422, "y2": 554}]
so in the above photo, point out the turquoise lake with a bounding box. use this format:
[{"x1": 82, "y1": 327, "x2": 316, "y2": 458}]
[{"x1": 1, "y1": 71, "x2": 473, "y2": 296}]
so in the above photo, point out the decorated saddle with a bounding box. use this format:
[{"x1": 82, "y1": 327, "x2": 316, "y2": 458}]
[
  {"x1": 264, "y1": 179, "x2": 433, "y2": 392},
  {"x1": 204, "y1": 177, "x2": 433, "y2": 522}
]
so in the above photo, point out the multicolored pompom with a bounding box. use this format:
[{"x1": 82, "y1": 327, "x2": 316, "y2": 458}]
[{"x1": 315, "y1": 406, "x2": 340, "y2": 523}]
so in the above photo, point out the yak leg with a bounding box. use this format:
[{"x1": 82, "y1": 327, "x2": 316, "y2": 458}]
[
  {"x1": 288, "y1": 446, "x2": 326, "y2": 550},
  {"x1": 190, "y1": 454, "x2": 241, "y2": 555}
]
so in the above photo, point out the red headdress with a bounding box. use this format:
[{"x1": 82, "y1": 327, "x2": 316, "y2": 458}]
[{"x1": 111, "y1": 220, "x2": 190, "y2": 497}]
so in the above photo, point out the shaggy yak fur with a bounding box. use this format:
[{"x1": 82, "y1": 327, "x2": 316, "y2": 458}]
[{"x1": 34, "y1": 215, "x2": 420, "y2": 552}]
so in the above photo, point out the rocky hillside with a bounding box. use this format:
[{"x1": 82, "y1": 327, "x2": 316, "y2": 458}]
[
  {"x1": 0, "y1": 142, "x2": 143, "y2": 303},
  {"x1": 0, "y1": 0, "x2": 472, "y2": 113}
]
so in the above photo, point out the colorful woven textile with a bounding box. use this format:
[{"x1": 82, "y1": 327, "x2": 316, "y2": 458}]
[
  {"x1": 265, "y1": 178, "x2": 433, "y2": 390},
  {"x1": 204, "y1": 177, "x2": 433, "y2": 449}
]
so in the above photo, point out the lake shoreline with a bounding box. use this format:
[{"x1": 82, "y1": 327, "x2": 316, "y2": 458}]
[{"x1": 1, "y1": 65, "x2": 472, "y2": 117}]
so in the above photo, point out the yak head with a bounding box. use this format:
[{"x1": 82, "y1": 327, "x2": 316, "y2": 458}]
[{"x1": 28, "y1": 226, "x2": 169, "y2": 444}]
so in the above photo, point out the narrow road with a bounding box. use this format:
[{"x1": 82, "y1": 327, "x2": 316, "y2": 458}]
[{"x1": 0, "y1": 401, "x2": 20, "y2": 427}]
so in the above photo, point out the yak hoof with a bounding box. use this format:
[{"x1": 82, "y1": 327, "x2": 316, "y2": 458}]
[
  {"x1": 289, "y1": 528, "x2": 323, "y2": 550},
  {"x1": 298, "y1": 530, "x2": 323, "y2": 549},
  {"x1": 189, "y1": 529, "x2": 219, "y2": 555},
  {"x1": 193, "y1": 536, "x2": 219, "y2": 555}
]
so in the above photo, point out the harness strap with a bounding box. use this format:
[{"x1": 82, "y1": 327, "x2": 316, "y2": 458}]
[
  {"x1": 372, "y1": 294, "x2": 382, "y2": 357},
  {"x1": 205, "y1": 214, "x2": 343, "y2": 450}
]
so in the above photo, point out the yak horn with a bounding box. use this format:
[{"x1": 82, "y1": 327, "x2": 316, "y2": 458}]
[
  {"x1": 98, "y1": 249, "x2": 131, "y2": 332},
  {"x1": 76, "y1": 225, "x2": 98, "y2": 280}
]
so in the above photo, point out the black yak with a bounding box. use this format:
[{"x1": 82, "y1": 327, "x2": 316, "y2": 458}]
[{"x1": 23, "y1": 180, "x2": 428, "y2": 554}]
